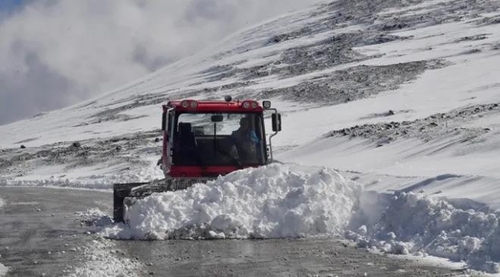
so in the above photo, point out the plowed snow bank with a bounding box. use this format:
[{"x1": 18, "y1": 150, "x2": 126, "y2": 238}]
[
  {"x1": 348, "y1": 192, "x2": 500, "y2": 273},
  {"x1": 103, "y1": 164, "x2": 362, "y2": 240}
]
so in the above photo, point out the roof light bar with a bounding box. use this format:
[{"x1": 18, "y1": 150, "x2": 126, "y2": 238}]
[
  {"x1": 180, "y1": 100, "x2": 199, "y2": 109},
  {"x1": 242, "y1": 100, "x2": 259, "y2": 109}
]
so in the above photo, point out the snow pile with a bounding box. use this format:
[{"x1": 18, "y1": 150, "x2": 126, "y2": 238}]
[
  {"x1": 0, "y1": 263, "x2": 8, "y2": 277},
  {"x1": 67, "y1": 239, "x2": 142, "y2": 277},
  {"x1": 76, "y1": 208, "x2": 114, "y2": 230},
  {"x1": 347, "y1": 192, "x2": 500, "y2": 273},
  {"x1": 103, "y1": 164, "x2": 362, "y2": 240},
  {"x1": 0, "y1": 196, "x2": 5, "y2": 208}
]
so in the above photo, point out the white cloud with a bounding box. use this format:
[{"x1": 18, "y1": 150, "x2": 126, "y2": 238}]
[{"x1": 0, "y1": 0, "x2": 322, "y2": 125}]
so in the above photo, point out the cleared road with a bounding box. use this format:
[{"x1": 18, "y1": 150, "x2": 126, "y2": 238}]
[
  {"x1": 0, "y1": 187, "x2": 474, "y2": 276},
  {"x1": 0, "y1": 187, "x2": 110, "y2": 276}
]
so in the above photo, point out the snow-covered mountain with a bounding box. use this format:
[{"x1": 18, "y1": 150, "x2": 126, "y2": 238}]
[{"x1": 2, "y1": 0, "x2": 500, "y2": 273}]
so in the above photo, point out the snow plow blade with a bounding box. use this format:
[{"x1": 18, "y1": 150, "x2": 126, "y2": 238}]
[{"x1": 113, "y1": 178, "x2": 213, "y2": 222}]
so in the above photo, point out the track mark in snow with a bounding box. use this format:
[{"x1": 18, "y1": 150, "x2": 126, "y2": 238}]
[{"x1": 399, "y1": 174, "x2": 461, "y2": 193}]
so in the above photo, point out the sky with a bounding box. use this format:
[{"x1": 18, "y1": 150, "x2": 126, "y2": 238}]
[
  {"x1": 0, "y1": 0, "x2": 322, "y2": 126},
  {"x1": 0, "y1": 0, "x2": 26, "y2": 16}
]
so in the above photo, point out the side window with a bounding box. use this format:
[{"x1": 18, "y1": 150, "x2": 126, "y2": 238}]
[{"x1": 167, "y1": 111, "x2": 175, "y2": 142}]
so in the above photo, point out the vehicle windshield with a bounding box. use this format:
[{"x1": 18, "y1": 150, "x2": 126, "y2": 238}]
[{"x1": 173, "y1": 112, "x2": 266, "y2": 166}]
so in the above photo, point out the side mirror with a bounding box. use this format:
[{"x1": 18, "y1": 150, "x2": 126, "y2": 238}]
[
  {"x1": 211, "y1": 114, "x2": 223, "y2": 122},
  {"x1": 262, "y1": 100, "x2": 271, "y2": 109},
  {"x1": 272, "y1": 113, "x2": 282, "y2": 132}
]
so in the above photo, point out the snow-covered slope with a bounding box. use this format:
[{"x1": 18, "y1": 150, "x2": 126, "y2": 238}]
[
  {"x1": 2, "y1": 0, "x2": 500, "y2": 273},
  {"x1": 1, "y1": 0, "x2": 499, "y2": 206}
]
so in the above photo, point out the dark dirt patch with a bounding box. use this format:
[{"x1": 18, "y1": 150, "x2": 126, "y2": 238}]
[{"x1": 325, "y1": 103, "x2": 499, "y2": 146}]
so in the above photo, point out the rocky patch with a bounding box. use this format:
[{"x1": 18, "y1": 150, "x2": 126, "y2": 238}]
[
  {"x1": 325, "y1": 103, "x2": 499, "y2": 146},
  {"x1": 258, "y1": 60, "x2": 446, "y2": 104},
  {"x1": 0, "y1": 131, "x2": 162, "y2": 179}
]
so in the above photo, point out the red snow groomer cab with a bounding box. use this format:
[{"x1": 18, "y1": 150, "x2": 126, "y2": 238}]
[{"x1": 113, "y1": 96, "x2": 282, "y2": 222}]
